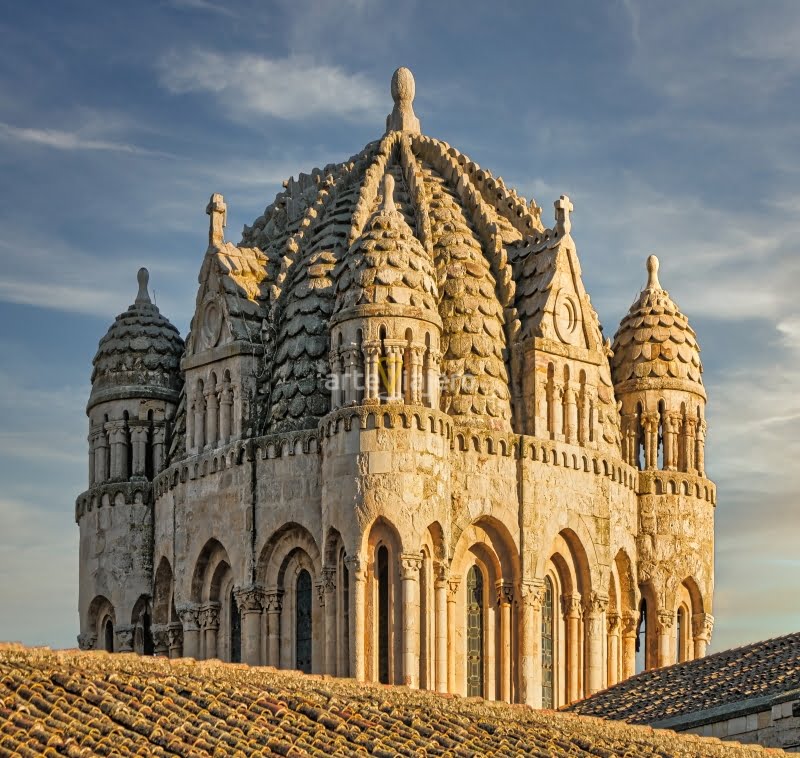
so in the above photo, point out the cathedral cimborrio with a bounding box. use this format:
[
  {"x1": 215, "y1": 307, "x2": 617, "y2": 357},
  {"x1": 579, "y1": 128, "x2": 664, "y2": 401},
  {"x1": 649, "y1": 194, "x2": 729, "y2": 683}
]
[{"x1": 76, "y1": 68, "x2": 715, "y2": 709}]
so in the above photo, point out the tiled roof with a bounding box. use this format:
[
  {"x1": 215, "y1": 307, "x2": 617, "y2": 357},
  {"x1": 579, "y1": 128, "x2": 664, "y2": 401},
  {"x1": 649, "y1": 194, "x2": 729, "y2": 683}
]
[
  {"x1": 0, "y1": 645, "x2": 785, "y2": 757},
  {"x1": 565, "y1": 632, "x2": 800, "y2": 728}
]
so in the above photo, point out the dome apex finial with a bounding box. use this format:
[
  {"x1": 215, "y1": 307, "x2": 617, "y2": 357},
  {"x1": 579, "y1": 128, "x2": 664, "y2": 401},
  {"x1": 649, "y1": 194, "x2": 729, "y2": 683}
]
[
  {"x1": 386, "y1": 67, "x2": 421, "y2": 135},
  {"x1": 135, "y1": 267, "x2": 152, "y2": 305},
  {"x1": 646, "y1": 254, "x2": 661, "y2": 290}
]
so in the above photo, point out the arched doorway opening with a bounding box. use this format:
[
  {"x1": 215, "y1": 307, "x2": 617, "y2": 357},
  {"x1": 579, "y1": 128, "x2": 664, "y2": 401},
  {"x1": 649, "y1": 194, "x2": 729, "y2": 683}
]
[{"x1": 296, "y1": 569, "x2": 313, "y2": 673}]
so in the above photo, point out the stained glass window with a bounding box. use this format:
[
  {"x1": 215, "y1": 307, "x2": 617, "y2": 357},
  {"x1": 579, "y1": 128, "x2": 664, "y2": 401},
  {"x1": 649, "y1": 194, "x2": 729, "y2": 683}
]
[
  {"x1": 466, "y1": 565, "x2": 484, "y2": 697},
  {"x1": 296, "y1": 570, "x2": 313, "y2": 673},
  {"x1": 542, "y1": 576, "x2": 555, "y2": 708}
]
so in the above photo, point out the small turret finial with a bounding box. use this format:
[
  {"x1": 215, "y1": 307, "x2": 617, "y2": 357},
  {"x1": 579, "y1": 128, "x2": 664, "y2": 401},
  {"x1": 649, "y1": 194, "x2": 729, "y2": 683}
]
[
  {"x1": 646, "y1": 254, "x2": 662, "y2": 290},
  {"x1": 206, "y1": 192, "x2": 227, "y2": 248},
  {"x1": 135, "y1": 267, "x2": 152, "y2": 305},
  {"x1": 380, "y1": 173, "x2": 397, "y2": 213},
  {"x1": 385, "y1": 67, "x2": 421, "y2": 135},
  {"x1": 554, "y1": 194, "x2": 574, "y2": 235}
]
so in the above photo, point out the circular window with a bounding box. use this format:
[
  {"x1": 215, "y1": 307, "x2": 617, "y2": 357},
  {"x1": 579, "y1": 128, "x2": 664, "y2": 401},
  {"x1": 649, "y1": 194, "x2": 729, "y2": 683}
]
[
  {"x1": 553, "y1": 290, "x2": 581, "y2": 345},
  {"x1": 201, "y1": 299, "x2": 223, "y2": 349}
]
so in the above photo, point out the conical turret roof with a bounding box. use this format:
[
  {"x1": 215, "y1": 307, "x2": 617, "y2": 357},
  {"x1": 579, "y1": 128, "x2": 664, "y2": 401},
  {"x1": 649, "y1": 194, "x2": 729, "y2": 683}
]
[
  {"x1": 611, "y1": 255, "x2": 704, "y2": 397},
  {"x1": 89, "y1": 268, "x2": 184, "y2": 410}
]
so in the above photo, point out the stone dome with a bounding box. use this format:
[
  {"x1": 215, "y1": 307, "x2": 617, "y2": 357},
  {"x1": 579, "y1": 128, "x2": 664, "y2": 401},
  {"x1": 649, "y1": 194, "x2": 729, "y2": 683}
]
[
  {"x1": 244, "y1": 68, "x2": 548, "y2": 432},
  {"x1": 610, "y1": 255, "x2": 704, "y2": 397},
  {"x1": 89, "y1": 268, "x2": 184, "y2": 410}
]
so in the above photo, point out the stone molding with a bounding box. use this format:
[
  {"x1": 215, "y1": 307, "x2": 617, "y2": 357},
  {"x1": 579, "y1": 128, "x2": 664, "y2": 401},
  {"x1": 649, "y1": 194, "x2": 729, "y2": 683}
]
[
  {"x1": 77, "y1": 633, "x2": 97, "y2": 651},
  {"x1": 234, "y1": 585, "x2": 265, "y2": 614}
]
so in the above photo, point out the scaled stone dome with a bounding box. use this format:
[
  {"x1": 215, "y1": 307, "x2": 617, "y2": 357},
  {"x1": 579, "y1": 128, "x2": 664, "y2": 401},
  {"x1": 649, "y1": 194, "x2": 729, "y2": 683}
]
[
  {"x1": 242, "y1": 68, "x2": 547, "y2": 432},
  {"x1": 89, "y1": 268, "x2": 184, "y2": 409},
  {"x1": 611, "y1": 255, "x2": 704, "y2": 397}
]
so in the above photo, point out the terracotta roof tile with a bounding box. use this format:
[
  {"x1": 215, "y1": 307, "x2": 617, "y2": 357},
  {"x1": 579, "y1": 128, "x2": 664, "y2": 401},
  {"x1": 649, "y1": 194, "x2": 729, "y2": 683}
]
[
  {"x1": 565, "y1": 631, "x2": 800, "y2": 728},
  {"x1": 0, "y1": 645, "x2": 786, "y2": 757}
]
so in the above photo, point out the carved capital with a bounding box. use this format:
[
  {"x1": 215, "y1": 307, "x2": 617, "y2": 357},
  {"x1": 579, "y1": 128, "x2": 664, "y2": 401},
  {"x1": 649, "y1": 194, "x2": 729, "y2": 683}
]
[
  {"x1": 583, "y1": 592, "x2": 609, "y2": 618},
  {"x1": 641, "y1": 412, "x2": 660, "y2": 433},
  {"x1": 607, "y1": 612, "x2": 621, "y2": 634},
  {"x1": 167, "y1": 621, "x2": 184, "y2": 648},
  {"x1": 399, "y1": 553, "x2": 423, "y2": 580},
  {"x1": 692, "y1": 612, "x2": 714, "y2": 641},
  {"x1": 176, "y1": 603, "x2": 200, "y2": 631},
  {"x1": 433, "y1": 560, "x2": 449, "y2": 589},
  {"x1": 518, "y1": 579, "x2": 545, "y2": 610},
  {"x1": 265, "y1": 589, "x2": 284, "y2": 614},
  {"x1": 320, "y1": 566, "x2": 337, "y2": 594},
  {"x1": 199, "y1": 602, "x2": 220, "y2": 631},
  {"x1": 561, "y1": 593, "x2": 582, "y2": 618},
  {"x1": 657, "y1": 609, "x2": 675, "y2": 632},
  {"x1": 447, "y1": 576, "x2": 461, "y2": 599},
  {"x1": 495, "y1": 581, "x2": 514, "y2": 606},
  {"x1": 114, "y1": 623, "x2": 135, "y2": 653},
  {"x1": 234, "y1": 585, "x2": 265, "y2": 614},
  {"x1": 344, "y1": 555, "x2": 365, "y2": 581},
  {"x1": 621, "y1": 611, "x2": 640, "y2": 637},
  {"x1": 151, "y1": 624, "x2": 169, "y2": 652},
  {"x1": 77, "y1": 632, "x2": 97, "y2": 651}
]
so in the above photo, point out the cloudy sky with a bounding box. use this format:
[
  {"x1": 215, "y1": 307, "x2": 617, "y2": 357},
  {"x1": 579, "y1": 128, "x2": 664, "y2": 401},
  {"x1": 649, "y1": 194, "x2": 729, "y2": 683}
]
[{"x1": 1, "y1": 0, "x2": 798, "y2": 653}]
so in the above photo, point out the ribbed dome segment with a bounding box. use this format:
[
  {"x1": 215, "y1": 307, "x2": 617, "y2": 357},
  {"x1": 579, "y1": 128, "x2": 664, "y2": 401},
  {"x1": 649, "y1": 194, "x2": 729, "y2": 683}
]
[
  {"x1": 90, "y1": 268, "x2": 184, "y2": 409},
  {"x1": 611, "y1": 256, "x2": 704, "y2": 395},
  {"x1": 332, "y1": 173, "x2": 439, "y2": 320}
]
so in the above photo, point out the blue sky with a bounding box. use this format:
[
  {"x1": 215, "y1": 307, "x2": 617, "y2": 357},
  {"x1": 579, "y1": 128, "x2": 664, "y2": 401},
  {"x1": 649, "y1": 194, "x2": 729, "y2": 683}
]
[{"x1": 1, "y1": 0, "x2": 798, "y2": 652}]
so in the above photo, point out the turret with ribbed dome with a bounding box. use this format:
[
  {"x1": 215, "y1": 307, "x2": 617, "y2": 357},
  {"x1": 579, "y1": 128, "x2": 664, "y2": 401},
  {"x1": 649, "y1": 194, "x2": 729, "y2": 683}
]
[{"x1": 611, "y1": 255, "x2": 707, "y2": 474}]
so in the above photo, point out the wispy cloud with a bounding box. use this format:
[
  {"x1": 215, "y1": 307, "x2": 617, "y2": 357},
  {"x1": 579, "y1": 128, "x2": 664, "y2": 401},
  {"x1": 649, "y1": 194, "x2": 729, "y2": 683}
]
[
  {"x1": 158, "y1": 50, "x2": 384, "y2": 122},
  {"x1": 0, "y1": 122, "x2": 171, "y2": 157}
]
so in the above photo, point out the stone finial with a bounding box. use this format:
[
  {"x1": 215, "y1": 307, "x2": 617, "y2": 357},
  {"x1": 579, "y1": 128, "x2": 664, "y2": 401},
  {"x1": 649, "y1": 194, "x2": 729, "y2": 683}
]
[
  {"x1": 645, "y1": 254, "x2": 662, "y2": 290},
  {"x1": 554, "y1": 194, "x2": 573, "y2": 235},
  {"x1": 135, "y1": 267, "x2": 152, "y2": 305},
  {"x1": 206, "y1": 192, "x2": 227, "y2": 247},
  {"x1": 380, "y1": 173, "x2": 397, "y2": 213},
  {"x1": 385, "y1": 67, "x2": 421, "y2": 135}
]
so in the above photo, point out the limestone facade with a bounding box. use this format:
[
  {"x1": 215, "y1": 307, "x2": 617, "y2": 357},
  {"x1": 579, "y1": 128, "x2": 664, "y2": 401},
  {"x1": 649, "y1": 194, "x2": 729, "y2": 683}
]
[{"x1": 75, "y1": 67, "x2": 716, "y2": 707}]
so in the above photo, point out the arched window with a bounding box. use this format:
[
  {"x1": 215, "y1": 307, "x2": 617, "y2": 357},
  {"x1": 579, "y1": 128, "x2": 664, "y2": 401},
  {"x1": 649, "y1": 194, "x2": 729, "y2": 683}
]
[
  {"x1": 466, "y1": 565, "x2": 484, "y2": 698},
  {"x1": 104, "y1": 619, "x2": 114, "y2": 652},
  {"x1": 541, "y1": 576, "x2": 555, "y2": 708},
  {"x1": 296, "y1": 570, "x2": 312, "y2": 674},
  {"x1": 230, "y1": 589, "x2": 241, "y2": 663},
  {"x1": 676, "y1": 606, "x2": 686, "y2": 663},
  {"x1": 377, "y1": 545, "x2": 390, "y2": 683},
  {"x1": 635, "y1": 599, "x2": 647, "y2": 673}
]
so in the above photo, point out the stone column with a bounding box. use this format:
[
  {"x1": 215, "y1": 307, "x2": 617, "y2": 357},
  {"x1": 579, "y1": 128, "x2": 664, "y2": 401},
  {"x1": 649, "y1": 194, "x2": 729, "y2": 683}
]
[
  {"x1": 606, "y1": 613, "x2": 621, "y2": 686},
  {"x1": 656, "y1": 609, "x2": 675, "y2": 667},
  {"x1": 547, "y1": 378, "x2": 563, "y2": 440},
  {"x1": 362, "y1": 343, "x2": 381, "y2": 403},
  {"x1": 563, "y1": 384, "x2": 578, "y2": 444},
  {"x1": 496, "y1": 581, "x2": 513, "y2": 702},
  {"x1": 219, "y1": 383, "x2": 233, "y2": 444},
  {"x1": 663, "y1": 413, "x2": 676, "y2": 470},
  {"x1": 562, "y1": 593, "x2": 582, "y2": 702},
  {"x1": 205, "y1": 388, "x2": 219, "y2": 449},
  {"x1": 518, "y1": 580, "x2": 544, "y2": 707},
  {"x1": 77, "y1": 632, "x2": 97, "y2": 651},
  {"x1": 621, "y1": 611, "x2": 639, "y2": 680},
  {"x1": 345, "y1": 556, "x2": 366, "y2": 681},
  {"x1": 193, "y1": 392, "x2": 206, "y2": 451},
  {"x1": 321, "y1": 567, "x2": 337, "y2": 675},
  {"x1": 692, "y1": 612, "x2": 714, "y2": 659},
  {"x1": 584, "y1": 592, "x2": 608, "y2": 695},
  {"x1": 88, "y1": 431, "x2": 96, "y2": 486},
  {"x1": 92, "y1": 428, "x2": 108, "y2": 484},
  {"x1": 408, "y1": 345, "x2": 425, "y2": 405},
  {"x1": 265, "y1": 590, "x2": 283, "y2": 668},
  {"x1": 696, "y1": 420, "x2": 707, "y2": 477},
  {"x1": 641, "y1": 413, "x2": 659, "y2": 471},
  {"x1": 433, "y1": 562, "x2": 448, "y2": 693},
  {"x1": 578, "y1": 386, "x2": 591, "y2": 446},
  {"x1": 329, "y1": 351, "x2": 343, "y2": 410},
  {"x1": 167, "y1": 621, "x2": 183, "y2": 659},
  {"x1": 115, "y1": 624, "x2": 135, "y2": 653},
  {"x1": 177, "y1": 605, "x2": 200, "y2": 659},
  {"x1": 446, "y1": 577, "x2": 460, "y2": 693},
  {"x1": 186, "y1": 396, "x2": 195, "y2": 453},
  {"x1": 107, "y1": 421, "x2": 128, "y2": 480},
  {"x1": 235, "y1": 586, "x2": 264, "y2": 666},
  {"x1": 152, "y1": 425, "x2": 166, "y2": 475},
  {"x1": 383, "y1": 343, "x2": 403, "y2": 402},
  {"x1": 200, "y1": 602, "x2": 220, "y2": 659},
  {"x1": 400, "y1": 553, "x2": 422, "y2": 688},
  {"x1": 683, "y1": 417, "x2": 698, "y2": 473},
  {"x1": 151, "y1": 624, "x2": 169, "y2": 657},
  {"x1": 425, "y1": 349, "x2": 441, "y2": 409},
  {"x1": 129, "y1": 423, "x2": 149, "y2": 479}
]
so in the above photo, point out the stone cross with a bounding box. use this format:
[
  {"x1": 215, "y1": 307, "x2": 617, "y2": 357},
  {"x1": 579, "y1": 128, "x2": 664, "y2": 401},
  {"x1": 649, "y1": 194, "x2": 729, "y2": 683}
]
[
  {"x1": 554, "y1": 194, "x2": 574, "y2": 236},
  {"x1": 206, "y1": 192, "x2": 227, "y2": 247}
]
